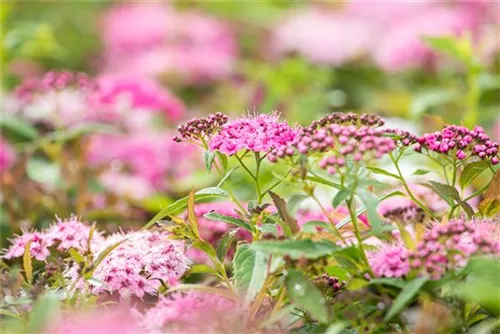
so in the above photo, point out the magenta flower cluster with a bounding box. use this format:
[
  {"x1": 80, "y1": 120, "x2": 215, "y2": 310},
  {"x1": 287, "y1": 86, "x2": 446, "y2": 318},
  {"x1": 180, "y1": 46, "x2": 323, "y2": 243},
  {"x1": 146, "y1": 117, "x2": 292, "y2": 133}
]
[
  {"x1": 369, "y1": 218, "x2": 500, "y2": 280},
  {"x1": 208, "y1": 113, "x2": 297, "y2": 155},
  {"x1": 82, "y1": 231, "x2": 190, "y2": 298},
  {"x1": 413, "y1": 125, "x2": 499, "y2": 164},
  {"x1": 2, "y1": 216, "x2": 103, "y2": 261}
]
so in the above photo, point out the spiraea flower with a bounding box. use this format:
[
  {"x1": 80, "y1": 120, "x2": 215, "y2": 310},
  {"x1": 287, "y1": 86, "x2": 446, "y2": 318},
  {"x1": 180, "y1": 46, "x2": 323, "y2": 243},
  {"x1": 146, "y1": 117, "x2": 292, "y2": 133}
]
[
  {"x1": 173, "y1": 112, "x2": 229, "y2": 145},
  {"x1": 412, "y1": 125, "x2": 499, "y2": 164},
  {"x1": 208, "y1": 112, "x2": 298, "y2": 156},
  {"x1": 369, "y1": 243, "x2": 410, "y2": 278},
  {"x1": 139, "y1": 292, "x2": 238, "y2": 333},
  {"x1": 269, "y1": 113, "x2": 395, "y2": 173},
  {"x1": 86, "y1": 231, "x2": 191, "y2": 298},
  {"x1": 409, "y1": 218, "x2": 500, "y2": 279},
  {"x1": 3, "y1": 230, "x2": 50, "y2": 261}
]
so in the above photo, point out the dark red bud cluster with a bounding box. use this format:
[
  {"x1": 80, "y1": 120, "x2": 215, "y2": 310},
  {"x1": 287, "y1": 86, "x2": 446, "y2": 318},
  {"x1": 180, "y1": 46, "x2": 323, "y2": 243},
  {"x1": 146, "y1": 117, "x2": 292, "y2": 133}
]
[{"x1": 173, "y1": 112, "x2": 229, "y2": 143}]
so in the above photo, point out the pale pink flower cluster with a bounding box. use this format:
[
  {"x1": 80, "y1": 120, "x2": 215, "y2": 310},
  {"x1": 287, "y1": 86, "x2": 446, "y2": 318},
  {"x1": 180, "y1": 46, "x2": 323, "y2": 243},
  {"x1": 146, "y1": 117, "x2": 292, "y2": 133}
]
[
  {"x1": 88, "y1": 133, "x2": 200, "y2": 193},
  {"x1": 183, "y1": 202, "x2": 250, "y2": 263},
  {"x1": 2, "y1": 216, "x2": 103, "y2": 261},
  {"x1": 83, "y1": 231, "x2": 190, "y2": 298},
  {"x1": 0, "y1": 138, "x2": 16, "y2": 172},
  {"x1": 274, "y1": 2, "x2": 493, "y2": 71},
  {"x1": 369, "y1": 218, "x2": 500, "y2": 279},
  {"x1": 102, "y1": 3, "x2": 237, "y2": 83},
  {"x1": 139, "y1": 292, "x2": 237, "y2": 333},
  {"x1": 208, "y1": 113, "x2": 298, "y2": 155},
  {"x1": 369, "y1": 243, "x2": 410, "y2": 278}
]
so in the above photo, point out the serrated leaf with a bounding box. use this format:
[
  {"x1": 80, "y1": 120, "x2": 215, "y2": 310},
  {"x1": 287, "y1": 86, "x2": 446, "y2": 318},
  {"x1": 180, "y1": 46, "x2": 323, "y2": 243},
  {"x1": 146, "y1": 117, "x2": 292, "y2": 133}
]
[
  {"x1": 366, "y1": 166, "x2": 401, "y2": 180},
  {"x1": 269, "y1": 191, "x2": 299, "y2": 235},
  {"x1": 478, "y1": 170, "x2": 500, "y2": 217},
  {"x1": 204, "y1": 212, "x2": 252, "y2": 232},
  {"x1": 233, "y1": 244, "x2": 268, "y2": 305},
  {"x1": 331, "y1": 189, "x2": 350, "y2": 208},
  {"x1": 427, "y1": 181, "x2": 474, "y2": 217},
  {"x1": 142, "y1": 187, "x2": 229, "y2": 230},
  {"x1": 251, "y1": 239, "x2": 338, "y2": 259},
  {"x1": 216, "y1": 228, "x2": 239, "y2": 261},
  {"x1": 286, "y1": 270, "x2": 329, "y2": 323},
  {"x1": 23, "y1": 241, "x2": 33, "y2": 283},
  {"x1": 384, "y1": 277, "x2": 429, "y2": 321},
  {"x1": 357, "y1": 190, "x2": 383, "y2": 236},
  {"x1": 460, "y1": 160, "x2": 489, "y2": 189},
  {"x1": 186, "y1": 264, "x2": 219, "y2": 276},
  {"x1": 204, "y1": 151, "x2": 216, "y2": 173}
]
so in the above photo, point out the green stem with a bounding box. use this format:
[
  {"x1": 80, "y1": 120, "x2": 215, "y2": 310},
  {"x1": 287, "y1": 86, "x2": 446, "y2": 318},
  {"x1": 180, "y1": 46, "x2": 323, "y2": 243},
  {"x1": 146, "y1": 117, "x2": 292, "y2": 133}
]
[
  {"x1": 347, "y1": 196, "x2": 374, "y2": 277},
  {"x1": 390, "y1": 153, "x2": 438, "y2": 220},
  {"x1": 254, "y1": 153, "x2": 263, "y2": 204}
]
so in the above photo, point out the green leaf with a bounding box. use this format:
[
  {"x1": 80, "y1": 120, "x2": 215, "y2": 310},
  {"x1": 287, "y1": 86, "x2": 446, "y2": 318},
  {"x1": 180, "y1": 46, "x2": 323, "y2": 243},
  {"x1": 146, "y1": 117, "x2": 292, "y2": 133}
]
[
  {"x1": 0, "y1": 114, "x2": 39, "y2": 143},
  {"x1": 28, "y1": 292, "x2": 61, "y2": 333},
  {"x1": 307, "y1": 174, "x2": 341, "y2": 189},
  {"x1": 46, "y1": 123, "x2": 117, "y2": 143},
  {"x1": 347, "y1": 278, "x2": 369, "y2": 291},
  {"x1": 410, "y1": 90, "x2": 458, "y2": 119},
  {"x1": 366, "y1": 166, "x2": 401, "y2": 180},
  {"x1": 192, "y1": 240, "x2": 217, "y2": 260},
  {"x1": 384, "y1": 277, "x2": 429, "y2": 321},
  {"x1": 186, "y1": 264, "x2": 219, "y2": 276},
  {"x1": 269, "y1": 191, "x2": 299, "y2": 235},
  {"x1": 325, "y1": 322, "x2": 349, "y2": 334},
  {"x1": 427, "y1": 181, "x2": 474, "y2": 217},
  {"x1": 251, "y1": 239, "x2": 338, "y2": 260},
  {"x1": 286, "y1": 270, "x2": 329, "y2": 323},
  {"x1": 413, "y1": 169, "x2": 430, "y2": 176},
  {"x1": 23, "y1": 241, "x2": 33, "y2": 283},
  {"x1": 204, "y1": 151, "x2": 216, "y2": 173},
  {"x1": 187, "y1": 189, "x2": 200, "y2": 238},
  {"x1": 369, "y1": 278, "x2": 406, "y2": 289},
  {"x1": 460, "y1": 160, "x2": 489, "y2": 189},
  {"x1": 357, "y1": 190, "x2": 383, "y2": 236},
  {"x1": 142, "y1": 187, "x2": 229, "y2": 230},
  {"x1": 301, "y1": 220, "x2": 333, "y2": 233},
  {"x1": 331, "y1": 189, "x2": 350, "y2": 209},
  {"x1": 217, "y1": 152, "x2": 228, "y2": 170},
  {"x1": 423, "y1": 36, "x2": 475, "y2": 66},
  {"x1": 325, "y1": 266, "x2": 350, "y2": 281},
  {"x1": 68, "y1": 248, "x2": 85, "y2": 263},
  {"x1": 217, "y1": 167, "x2": 239, "y2": 187},
  {"x1": 204, "y1": 212, "x2": 252, "y2": 232},
  {"x1": 478, "y1": 170, "x2": 500, "y2": 217},
  {"x1": 26, "y1": 158, "x2": 61, "y2": 186},
  {"x1": 452, "y1": 281, "x2": 500, "y2": 316},
  {"x1": 216, "y1": 228, "x2": 239, "y2": 261},
  {"x1": 233, "y1": 244, "x2": 268, "y2": 305}
]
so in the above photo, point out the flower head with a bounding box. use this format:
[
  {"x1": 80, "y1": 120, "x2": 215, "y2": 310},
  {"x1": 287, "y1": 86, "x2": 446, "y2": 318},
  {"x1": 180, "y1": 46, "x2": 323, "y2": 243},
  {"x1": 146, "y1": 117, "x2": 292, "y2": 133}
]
[
  {"x1": 208, "y1": 112, "x2": 297, "y2": 156},
  {"x1": 369, "y1": 243, "x2": 410, "y2": 278},
  {"x1": 173, "y1": 112, "x2": 229, "y2": 144},
  {"x1": 46, "y1": 215, "x2": 104, "y2": 252},
  {"x1": 0, "y1": 138, "x2": 16, "y2": 172}
]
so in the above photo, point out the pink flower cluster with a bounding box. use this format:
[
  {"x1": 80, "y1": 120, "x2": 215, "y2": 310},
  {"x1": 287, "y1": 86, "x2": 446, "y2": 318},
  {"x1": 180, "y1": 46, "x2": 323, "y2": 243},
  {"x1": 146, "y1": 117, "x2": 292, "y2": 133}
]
[
  {"x1": 139, "y1": 292, "x2": 237, "y2": 333},
  {"x1": 2, "y1": 216, "x2": 103, "y2": 261},
  {"x1": 369, "y1": 243, "x2": 410, "y2": 278},
  {"x1": 0, "y1": 138, "x2": 16, "y2": 172},
  {"x1": 273, "y1": 2, "x2": 493, "y2": 71},
  {"x1": 183, "y1": 202, "x2": 250, "y2": 263},
  {"x1": 208, "y1": 113, "x2": 298, "y2": 156},
  {"x1": 413, "y1": 125, "x2": 499, "y2": 164},
  {"x1": 82, "y1": 231, "x2": 190, "y2": 298},
  {"x1": 369, "y1": 218, "x2": 500, "y2": 279},
  {"x1": 409, "y1": 218, "x2": 500, "y2": 279},
  {"x1": 102, "y1": 3, "x2": 237, "y2": 83}
]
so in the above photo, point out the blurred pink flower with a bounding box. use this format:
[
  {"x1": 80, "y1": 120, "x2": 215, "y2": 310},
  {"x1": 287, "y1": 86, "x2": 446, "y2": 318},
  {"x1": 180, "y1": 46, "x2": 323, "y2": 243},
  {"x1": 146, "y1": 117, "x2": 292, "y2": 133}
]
[
  {"x1": 102, "y1": 4, "x2": 237, "y2": 83},
  {"x1": 140, "y1": 292, "x2": 238, "y2": 333},
  {"x1": 368, "y1": 243, "x2": 409, "y2": 278},
  {"x1": 3, "y1": 230, "x2": 50, "y2": 261},
  {"x1": 99, "y1": 171, "x2": 156, "y2": 201},
  {"x1": 94, "y1": 74, "x2": 185, "y2": 124},
  {"x1": 0, "y1": 138, "x2": 16, "y2": 172},
  {"x1": 273, "y1": 7, "x2": 375, "y2": 65},
  {"x1": 373, "y1": 4, "x2": 481, "y2": 71}
]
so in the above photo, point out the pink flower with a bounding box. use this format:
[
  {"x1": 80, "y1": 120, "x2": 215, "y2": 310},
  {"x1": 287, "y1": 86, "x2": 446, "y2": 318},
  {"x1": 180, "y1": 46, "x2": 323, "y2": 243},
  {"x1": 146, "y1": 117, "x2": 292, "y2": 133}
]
[
  {"x1": 209, "y1": 112, "x2": 298, "y2": 155},
  {"x1": 369, "y1": 243, "x2": 410, "y2": 278},
  {"x1": 0, "y1": 138, "x2": 16, "y2": 172},
  {"x1": 373, "y1": 5, "x2": 481, "y2": 71},
  {"x1": 45, "y1": 215, "x2": 104, "y2": 252},
  {"x1": 3, "y1": 231, "x2": 50, "y2": 261},
  {"x1": 84, "y1": 231, "x2": 191, "y2": 298},
  {"x1": 102, "y1": 4, "x2": 237, "y2": 83},
  {"x1": 139, "y1": 292, "x2": 238, "y2": 333},
  {"x1": 94, "y1": 74, "x2": 185, "y2": 123},
  {"x1": 273, "y1": 7, "x2": 376, "y2": 65},
  {"x1": 98, "y1": 171, "x2": 156, "y2": 201}
]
